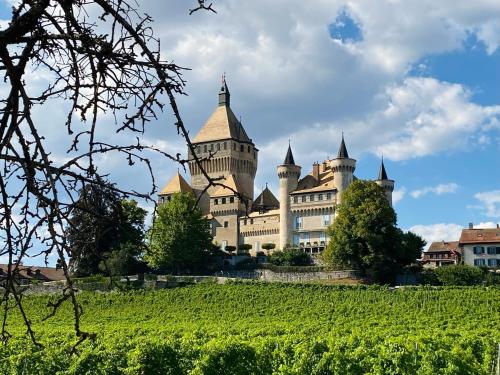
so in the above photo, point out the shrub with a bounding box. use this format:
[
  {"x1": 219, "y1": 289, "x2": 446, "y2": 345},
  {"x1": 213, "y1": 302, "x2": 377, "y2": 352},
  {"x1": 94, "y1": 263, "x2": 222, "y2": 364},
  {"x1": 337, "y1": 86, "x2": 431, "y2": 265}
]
[
  {"x1": 267, "y1": 247, "x2": 311, "y2": 267},
  {"x1": 239, "y1": 244, "x2": 252, "y2": 253},
  {"x1": 225, "y1": 246, "x2": 236, "y2": 254},
  {"x1": 434, "y1": 265, "x2": 486, "y2": 286},
  {"x1": 261, "y1": 243, "x2": 276, "y2": 254}
]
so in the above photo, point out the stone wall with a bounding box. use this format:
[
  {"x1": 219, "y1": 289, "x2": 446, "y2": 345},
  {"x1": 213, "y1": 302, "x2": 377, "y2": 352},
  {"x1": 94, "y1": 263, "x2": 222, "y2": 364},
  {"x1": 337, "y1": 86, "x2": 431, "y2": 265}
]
[{"x1": 220, "y1": 269, "x2": 358, "y2": 282}]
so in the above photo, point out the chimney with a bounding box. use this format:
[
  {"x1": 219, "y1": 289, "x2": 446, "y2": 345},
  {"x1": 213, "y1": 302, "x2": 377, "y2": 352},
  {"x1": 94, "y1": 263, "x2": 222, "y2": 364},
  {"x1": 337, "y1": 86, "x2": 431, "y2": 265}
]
[
  {"x1": 312, "y1": 162, "x2": 320, "y2": 181},
  {"x1": 468, "y1": 222, "x2": 473, "y2": 229}
]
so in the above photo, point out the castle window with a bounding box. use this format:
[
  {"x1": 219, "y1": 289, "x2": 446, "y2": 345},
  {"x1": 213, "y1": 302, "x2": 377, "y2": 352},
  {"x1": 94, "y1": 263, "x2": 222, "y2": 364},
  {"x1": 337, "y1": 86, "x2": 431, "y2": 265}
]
[
  {"x1": 230, "y1": 197, "x2": 234, "y2": 203},
  {"x1": 326, "y1": 193, "x2": 332, "y2": 200},
  {"x1": 247, "y1": 145, "x2": 251, "y2": 152},
  {"x1": 309, "y1": 194, "x2": 314, "y2": 202},
  {"x1": 214, "y1": 199, "x2": 218, "y2": 205},
  {"x1": 204, "y1": 145, "x2": 207, "y2": 153},
  {"x1": 233, "y1": 143, "x2": 236, "y2": 150},
  {"x1": 254, "y1": 151, "x2": 256, "y2": 159},
  {"x1": 244, "y1": 219, "x2": 247, "y2": 225},
  {"x1": 250, "y1": 219, "x2": 254, "y2": 224},
  {"x1": 293, "y1": 196, "x2": 298, "y2": 203},
  {"x1": 210, "y1": 144, "x2": 214, "y2": 151},
  {"x1": 301, "y1": 196, "x2": 306, "y2": 203},
  {"x1": 222, "y1": 197, "x2": 226, "y2": 204},
  {"x1": 240, "y1": 144, "x2": 244, "y2": 152},
  {"x1": 224, "y1": 221, "x2": 229, "y2": 228},
  {"x1": 323, "y1": 214, "x2": 330, "y2": 227},
  {"x1": 295, "y1": 216, "x2": 302, "y2": 229},
  {"x1": 160, "y1": 197, "x2": 164, "y2": 203},
  {"x1": 224, "y1": 142, "x2": 227, "y2": 150},
  {"x1": 318, "y1": 194, "x2": 323, "y2": 201},
  {"x1": 217, "y1": 143, "x2": 220, "y2": 151}
]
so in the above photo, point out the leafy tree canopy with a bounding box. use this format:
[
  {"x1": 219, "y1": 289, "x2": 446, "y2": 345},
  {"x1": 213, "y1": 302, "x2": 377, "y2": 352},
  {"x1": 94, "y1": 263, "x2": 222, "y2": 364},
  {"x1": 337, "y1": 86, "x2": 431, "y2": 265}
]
[
  {"x1": 67, "y1": 182, "x2": 147, "y2": 277},
  {"x1": 322, "y1": 180, "x2": 425, "y2": 283},
  {"x1": 146, "y1": 192, "x2": 213, "y2": 272}
]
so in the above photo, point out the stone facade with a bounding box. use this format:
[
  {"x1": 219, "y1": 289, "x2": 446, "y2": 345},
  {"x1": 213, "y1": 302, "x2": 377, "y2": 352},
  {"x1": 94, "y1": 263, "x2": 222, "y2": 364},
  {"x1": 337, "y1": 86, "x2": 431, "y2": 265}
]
[{"x1": 159, "y1": 78, "x2": 395, "y2": 255}]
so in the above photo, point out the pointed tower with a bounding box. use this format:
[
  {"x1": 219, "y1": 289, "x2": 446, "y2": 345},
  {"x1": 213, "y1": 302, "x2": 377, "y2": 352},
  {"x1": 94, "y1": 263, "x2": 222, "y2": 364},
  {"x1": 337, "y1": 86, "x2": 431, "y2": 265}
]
[
  {"x1": 158, "y1": 172, "x2": 193, "y2": 203},
  {"x1": 188, "y1": 76, "x2": 257, "y2": 214},
  {"x1": 375, "y1": 158, "x2": 395, "y2": 207},
  {"x1": 277, "y1": 144, "x2": 301, "y2": 249},
  {"x1": 330, "y1": 134, "x2": 356, "y2": 205}
]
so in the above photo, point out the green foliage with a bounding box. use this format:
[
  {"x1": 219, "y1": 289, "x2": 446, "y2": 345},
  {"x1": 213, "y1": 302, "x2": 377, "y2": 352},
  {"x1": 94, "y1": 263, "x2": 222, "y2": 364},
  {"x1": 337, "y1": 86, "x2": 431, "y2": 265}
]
[
  {"x1": 67, "y1": 181, "x2": 147, "y2": 277},
  {"x1": 0, "y1": 284, "x2": 499, "y2": 374},
  {"x1": 322, "y1": 180, "x2": 425, "y2": 283},
  {"x1": 146, "y1": 192, "x2": 213, "y2": 272},
  {"x1": 225, "y1": 245, "x2": 236, "y2": 253},
  {"x1": 261, "y1": 243, "x2": 276, "y2": 251},
  {"x1": 239, "y1": 244, "x2": 252, "y2": 253},
  {"x1": 434, "y1": 265, "x2": 487, "y2": 286},
  {"x1": 267, "y1": 247, "x2": 311, "y2": 266}
]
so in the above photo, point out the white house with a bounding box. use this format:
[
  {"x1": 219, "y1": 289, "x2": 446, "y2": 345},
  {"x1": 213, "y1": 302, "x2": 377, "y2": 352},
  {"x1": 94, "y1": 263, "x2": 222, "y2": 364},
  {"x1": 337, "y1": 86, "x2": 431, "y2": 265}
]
[{"x1": 459, "y1": 224, "x2": 500, "y2": 268}]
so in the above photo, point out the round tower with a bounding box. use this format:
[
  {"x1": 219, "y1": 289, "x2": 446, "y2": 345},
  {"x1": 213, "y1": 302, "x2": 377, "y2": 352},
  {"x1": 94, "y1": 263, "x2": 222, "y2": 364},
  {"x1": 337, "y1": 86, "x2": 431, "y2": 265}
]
[
  {"x1": 375, "y1": 158, "x2": 395, "y2": 207},
  {"x1": 277, "y1": 144, "x2": 301, "y2": 250},
  {"x1": 330, "y1": 134, "x2": 356, "y2": 205}
]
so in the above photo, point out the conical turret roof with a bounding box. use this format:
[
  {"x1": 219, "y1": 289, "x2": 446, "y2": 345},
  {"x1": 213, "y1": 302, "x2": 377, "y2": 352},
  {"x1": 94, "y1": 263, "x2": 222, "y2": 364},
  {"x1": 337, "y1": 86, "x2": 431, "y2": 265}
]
[
  {"x1": 283, "y1": 144, "x2": 295, "y2": 165},
  {"x1": 378, "y1": 158, "x2": 388, "y2": 180},
  {"x1": 337, "y1": 134, "x2": 349, "y2": 158}
]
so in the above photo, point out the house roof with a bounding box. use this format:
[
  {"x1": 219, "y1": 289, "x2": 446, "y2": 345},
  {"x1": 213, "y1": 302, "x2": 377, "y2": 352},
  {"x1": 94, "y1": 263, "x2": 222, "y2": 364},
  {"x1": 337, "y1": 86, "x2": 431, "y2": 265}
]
[
  {"x1": 159, "y1": 172, "x2": 193, "y2": 195},
  {"x1": 211, "y1": 174, "x2": 245, "y2": 198},
  {"x1": 459, "y1": 228, "x2": 500, "y2": 244},
  {"x1": 244, "y1": 209, "x2": 280, "y2": 218},
  {"x1": 426, "y1": 241, "x2": 459, "y2": 253},
  {"x1": 193, "y1": 105, "x2": 252, "y2": 144},
  {"x1": 0, "y1": 264, "x2": 66, "y2": 281}
]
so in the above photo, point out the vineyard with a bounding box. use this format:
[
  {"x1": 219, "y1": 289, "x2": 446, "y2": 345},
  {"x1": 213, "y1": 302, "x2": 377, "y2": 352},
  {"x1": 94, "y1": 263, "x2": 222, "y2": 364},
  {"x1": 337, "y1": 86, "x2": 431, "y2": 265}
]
[{"x1": 0, "y1": 282, "x2": 499, "y2": 374}]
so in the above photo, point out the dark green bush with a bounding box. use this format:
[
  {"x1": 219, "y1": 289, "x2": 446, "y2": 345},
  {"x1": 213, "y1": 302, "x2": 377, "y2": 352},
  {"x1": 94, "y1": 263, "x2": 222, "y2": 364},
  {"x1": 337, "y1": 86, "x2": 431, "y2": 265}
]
[
  {"x1": 267, "y1": 247, "x2": 311, "y2": 267},
  {"x1": 433, "y1": 265, "x2": 486, "y2": 286}
]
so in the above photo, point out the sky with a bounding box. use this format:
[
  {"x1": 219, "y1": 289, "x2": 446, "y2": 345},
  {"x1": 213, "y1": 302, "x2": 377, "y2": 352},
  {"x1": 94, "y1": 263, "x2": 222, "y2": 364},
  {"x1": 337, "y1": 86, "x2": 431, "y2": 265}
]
[{"x1": 1, "y1": 0, "x2": 500, "y2": 262}]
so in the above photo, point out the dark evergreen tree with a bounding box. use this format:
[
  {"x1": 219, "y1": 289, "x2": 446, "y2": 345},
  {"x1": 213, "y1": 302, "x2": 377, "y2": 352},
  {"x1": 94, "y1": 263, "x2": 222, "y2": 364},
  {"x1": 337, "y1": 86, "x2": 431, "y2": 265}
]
[{"x1": 67, "y1": 182, "x2": 147, "y2": 276}]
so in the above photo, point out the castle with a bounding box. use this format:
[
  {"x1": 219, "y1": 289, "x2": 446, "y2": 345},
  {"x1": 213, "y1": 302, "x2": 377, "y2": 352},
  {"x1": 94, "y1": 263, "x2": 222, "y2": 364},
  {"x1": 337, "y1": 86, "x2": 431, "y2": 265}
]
[{"x1": 159, "y1": 79, "x2": 395, "y2": 255}]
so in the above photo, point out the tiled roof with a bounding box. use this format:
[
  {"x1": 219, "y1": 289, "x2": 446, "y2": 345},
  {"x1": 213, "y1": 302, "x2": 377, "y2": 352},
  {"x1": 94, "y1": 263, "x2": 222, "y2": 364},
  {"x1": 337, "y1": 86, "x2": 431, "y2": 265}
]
[
  {"x1": 292, "y1": 168, "x2": 336, "y2": 194},
  {"x1": 252, "y1": 186, "x2": 279, "y2": 211},
  {"x1": 193, "y1": 105, "x2": 252, "y2": 144},
  {"x1": 426, "y1": 241, "x2": 459, "y2": 253},
  {"x1": 0, "y1": 264, "x2": 65, "y2": 281},
  {"x1": 159, "y1": 172, "x2": 193, "y2": 195},
  {"x1": 459, "y1": 228, "x2": 500, "y2": 244},
  {"x1": 211, "y1": 175, "x2": 244, "y2": 198}
]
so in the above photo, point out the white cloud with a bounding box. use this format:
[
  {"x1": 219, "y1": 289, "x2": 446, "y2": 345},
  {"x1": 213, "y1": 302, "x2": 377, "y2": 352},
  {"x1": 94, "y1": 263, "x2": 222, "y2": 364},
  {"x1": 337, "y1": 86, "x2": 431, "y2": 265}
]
[
  {"x1": 473, "y1": 190, "x2": 500, "y2": 217},
  {"x1": 409, "y1": 221, "x2": 499, "y2": 249},
  {"x1": 392, "y1": 187, "x2": 406, "y2": 205},
  {"x1": 410, "y1": 182, "x2": 459, "y2": 199},
  {"x1": 408, "y1": 223, "x2": 463, "y2": 248}
]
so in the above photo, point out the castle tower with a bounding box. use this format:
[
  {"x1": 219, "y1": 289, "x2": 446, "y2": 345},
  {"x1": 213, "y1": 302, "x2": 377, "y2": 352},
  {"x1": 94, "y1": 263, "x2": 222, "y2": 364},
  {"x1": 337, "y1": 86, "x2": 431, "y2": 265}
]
[
  {"x1": 375, "y1": 158, "x2": 395, "y2": 207},
  {"x1": 277, "y1": 144, "x2": 301, "y2": 249},
  {"x1": 188, "y1": 77, "x2": 258, "y2": 214},
  {"x1": 330, "y1": 134, "x2": 356, "y2": 205}
]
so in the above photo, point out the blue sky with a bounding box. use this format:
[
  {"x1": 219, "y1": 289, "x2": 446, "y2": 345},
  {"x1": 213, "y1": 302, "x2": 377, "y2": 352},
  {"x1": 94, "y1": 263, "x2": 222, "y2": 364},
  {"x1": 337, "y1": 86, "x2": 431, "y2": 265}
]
[{"x1": 1, "y1": 1, "x2": 500, "y2": 264}]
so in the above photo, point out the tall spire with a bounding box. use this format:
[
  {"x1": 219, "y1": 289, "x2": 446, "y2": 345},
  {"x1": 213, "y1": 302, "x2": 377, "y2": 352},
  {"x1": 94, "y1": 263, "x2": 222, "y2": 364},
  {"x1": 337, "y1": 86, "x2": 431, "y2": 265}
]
[
  {"x1": 337, "y1": 133, "x2": 349, "y2": 158},
  {"x1": 283, "y1": 143, "x2": 295, "y2": 165},
  {"x1": 378, "y1": 157, "x2": 388, "y2": 180},
  {"x1": 218, "y1": 73, "x2": 230, "y2": 107}
]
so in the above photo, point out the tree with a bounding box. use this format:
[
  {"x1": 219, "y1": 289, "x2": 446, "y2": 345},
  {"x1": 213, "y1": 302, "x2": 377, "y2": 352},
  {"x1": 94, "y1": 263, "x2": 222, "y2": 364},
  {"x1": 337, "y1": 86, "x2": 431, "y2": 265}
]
[
  {"x1": 239, "y1": 244, "x2": 252, "y2": 254},
  {"x1": 322, "y1": 180, "x2": 424, "y2": 283},
  {"x1": 146, "y1": 192, "x2": 213, "y2": 272},
  {"x1": 261, "y1": 243, "x2": 276, "y2": 255},
  {"x1": 0, "y1": 0, "x2": 218, "y2": 343},
  {"x1": 67, "y1": 182, "x2": 147, "y2": 277}
]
